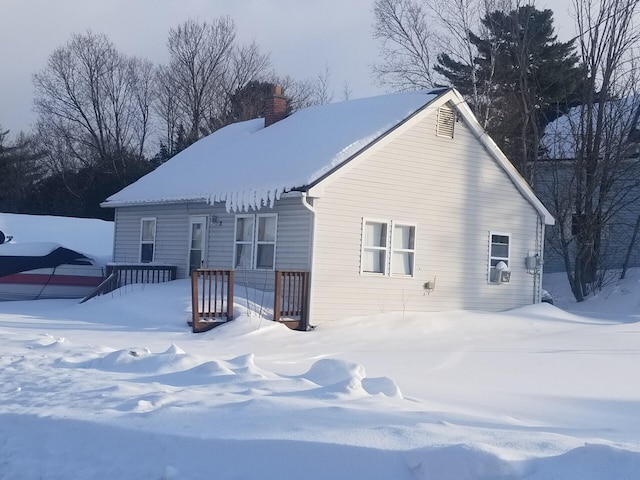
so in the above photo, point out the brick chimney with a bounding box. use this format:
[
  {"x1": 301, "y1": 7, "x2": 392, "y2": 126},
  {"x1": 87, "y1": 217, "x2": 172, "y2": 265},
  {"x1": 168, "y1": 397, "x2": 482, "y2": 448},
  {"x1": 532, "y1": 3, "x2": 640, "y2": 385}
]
[{"x1": 264, "y1": 85, "x2": 287, "y2": 127}]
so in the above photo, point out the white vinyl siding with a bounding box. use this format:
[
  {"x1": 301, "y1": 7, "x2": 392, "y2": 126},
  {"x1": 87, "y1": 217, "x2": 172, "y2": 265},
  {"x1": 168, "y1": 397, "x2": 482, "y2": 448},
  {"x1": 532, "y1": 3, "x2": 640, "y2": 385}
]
[
  {"x1": 309, "y1": 102, "x2": 543, "y2": 323},
  {"x1": 113, "y1": 204, "x2": 221, "y2": 279},
  {"x1": 139, "y1": 217, "x2": 156, "y2": 263}
]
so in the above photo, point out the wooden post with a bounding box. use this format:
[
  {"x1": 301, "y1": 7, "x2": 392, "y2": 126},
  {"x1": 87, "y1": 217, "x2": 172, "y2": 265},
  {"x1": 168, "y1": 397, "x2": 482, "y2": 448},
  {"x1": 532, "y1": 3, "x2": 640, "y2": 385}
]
[
  {"x1": 227, "y1": 270, "x2": 235, "y2": 320},
  {"x1": 274, "y1": 271, "x2": 282, "y2": 322},
  {"x1": 191, "y1": 270, "x2": 200, "y2": 333},
  {"x1": 191, "y1": 269, "x2": 235, "y2": 333}
]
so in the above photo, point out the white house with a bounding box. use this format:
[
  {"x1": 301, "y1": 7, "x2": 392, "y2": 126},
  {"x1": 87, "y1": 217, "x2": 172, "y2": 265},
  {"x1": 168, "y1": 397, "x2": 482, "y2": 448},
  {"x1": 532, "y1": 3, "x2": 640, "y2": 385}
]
[{"x1": 102, "y1": 87, "x2": 554, "y2": 329}]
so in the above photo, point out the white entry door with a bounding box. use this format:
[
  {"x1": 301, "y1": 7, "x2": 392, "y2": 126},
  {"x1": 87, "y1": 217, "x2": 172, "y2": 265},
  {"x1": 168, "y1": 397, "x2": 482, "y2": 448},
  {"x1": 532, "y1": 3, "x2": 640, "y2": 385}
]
[{"x1": 188, "y1": 216, "x2": 208, "y2": 272}]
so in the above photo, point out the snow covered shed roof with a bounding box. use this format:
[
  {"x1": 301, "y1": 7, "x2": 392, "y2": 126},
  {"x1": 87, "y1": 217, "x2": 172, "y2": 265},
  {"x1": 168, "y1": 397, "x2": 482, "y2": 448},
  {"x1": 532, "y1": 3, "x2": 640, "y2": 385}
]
[
  {"x1": 102, "y1": 87, "x2": 554, "y2": 224},
  {"x1": 542, "y1": 96, "x2": 640, "y2": 160}
]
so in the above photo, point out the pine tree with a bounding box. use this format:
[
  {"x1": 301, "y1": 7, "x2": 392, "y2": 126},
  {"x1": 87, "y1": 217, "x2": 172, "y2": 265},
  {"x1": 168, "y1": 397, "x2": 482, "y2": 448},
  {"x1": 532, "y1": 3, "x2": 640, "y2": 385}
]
[
  {"x1": 0, "y1": 130, "x2": 44, "y2": 213},
  {"x1": 436, "y1": 6, "x2": 582, "y2": 183}
]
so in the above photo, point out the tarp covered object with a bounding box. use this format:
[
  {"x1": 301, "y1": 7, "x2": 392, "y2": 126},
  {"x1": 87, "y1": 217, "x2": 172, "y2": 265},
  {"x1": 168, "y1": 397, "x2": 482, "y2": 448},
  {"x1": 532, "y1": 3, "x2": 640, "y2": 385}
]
[{"x1": 0, "y1": 246, "x2": 91, "y2": 278}]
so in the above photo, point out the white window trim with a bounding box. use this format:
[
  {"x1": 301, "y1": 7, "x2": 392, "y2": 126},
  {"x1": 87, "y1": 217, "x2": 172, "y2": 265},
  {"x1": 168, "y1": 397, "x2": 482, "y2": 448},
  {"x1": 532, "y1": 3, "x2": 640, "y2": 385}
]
[
  {"x1": 254, "y1": 213, "x2": 278, "y2": 271},
  {"x1": 233, "y1": 214, "x2": 255, "y2": 270},
  {"x1": 488, "y1": 231, "x2": 511, "y2": 284},
  {"x1": 390, "y1": 222, "x2": 417, "y2": 278},
  {"x1": 139, "y1": 217, "x2": 157, "y2": 263},
  {"x1": 187, "y1": 215, "x2": 208, "y2": 272},
  {"x1": 360, "y1": 218, "x2": 390, "y2": 276},
  {"x1": 233, "y1": 213, "x2": 278, "y2": 270}
]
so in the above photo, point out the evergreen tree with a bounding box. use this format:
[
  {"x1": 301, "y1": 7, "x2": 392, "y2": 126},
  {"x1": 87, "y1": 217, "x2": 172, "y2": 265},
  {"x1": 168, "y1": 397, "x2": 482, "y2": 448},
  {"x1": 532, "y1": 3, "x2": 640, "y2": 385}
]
[
  {"x1": 437, "y1": 6, "x2": 582, "y2": 183},
  {"x1": 0, "y1": 130, "x2": 44, "y2": 213}
]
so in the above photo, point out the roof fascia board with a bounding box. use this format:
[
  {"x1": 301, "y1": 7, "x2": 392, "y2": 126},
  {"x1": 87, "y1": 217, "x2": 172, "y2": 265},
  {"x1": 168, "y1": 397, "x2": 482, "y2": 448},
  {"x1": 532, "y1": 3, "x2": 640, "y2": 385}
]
[
  {"x1": 101, "y1": 198, "x2": 207, "y2": 209},
  {"x1": 309, "y1": 88, "x2": 554, "y2": 225},
  {"x1": 445, "y1": 90, "x2": 555, "y2": 225}
]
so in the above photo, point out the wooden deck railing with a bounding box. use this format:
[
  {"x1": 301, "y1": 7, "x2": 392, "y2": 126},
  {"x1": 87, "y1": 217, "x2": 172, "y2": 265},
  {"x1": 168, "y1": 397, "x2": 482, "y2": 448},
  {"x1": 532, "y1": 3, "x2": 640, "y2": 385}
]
[
  {"x1": 80, "y1": 263, "x2": 177, "y2": 303},
  {"x1": 274, "y1": 271, "x2": 309, "y2": 330},
  {"x1": 189, "y1": 269, "x2": 309, "y2": 333},
  {"x1": 106, "y1": 264, "x2": 177, "y2": 286},
  {"x1": 191, "y1": 269, "x2": 234, "y2": 333}
]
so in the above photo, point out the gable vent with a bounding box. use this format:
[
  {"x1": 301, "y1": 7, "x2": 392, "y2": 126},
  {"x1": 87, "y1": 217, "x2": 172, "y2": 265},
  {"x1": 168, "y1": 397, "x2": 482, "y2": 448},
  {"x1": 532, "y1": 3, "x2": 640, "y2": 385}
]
[{"x1": 436, "y1": 105, "x2": 455, "y2": 138}]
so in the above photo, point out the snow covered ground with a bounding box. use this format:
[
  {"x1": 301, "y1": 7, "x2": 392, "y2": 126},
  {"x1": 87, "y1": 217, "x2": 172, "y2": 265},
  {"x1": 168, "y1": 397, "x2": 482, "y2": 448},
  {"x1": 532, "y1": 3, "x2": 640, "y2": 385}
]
[{"x1": 1, "y1": 214, "x2": 639, "y2": 479}]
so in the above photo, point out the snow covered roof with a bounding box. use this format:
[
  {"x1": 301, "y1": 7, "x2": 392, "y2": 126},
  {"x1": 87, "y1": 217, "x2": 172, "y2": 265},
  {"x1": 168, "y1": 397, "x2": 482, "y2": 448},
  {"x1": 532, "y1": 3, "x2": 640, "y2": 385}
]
[
  {"x1": 103, "y1": 89, "x2": 445, "y2": 212},
  {"x1": 542, "y1": 97, "x2": 640, "y2": 160}
]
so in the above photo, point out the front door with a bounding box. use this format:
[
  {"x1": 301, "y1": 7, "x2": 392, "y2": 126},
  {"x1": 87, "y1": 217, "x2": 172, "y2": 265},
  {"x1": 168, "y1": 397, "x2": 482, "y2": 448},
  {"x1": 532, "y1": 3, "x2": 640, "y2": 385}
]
[{"x1": 188, "y1": 216, "x2": 208, "y2": 273}]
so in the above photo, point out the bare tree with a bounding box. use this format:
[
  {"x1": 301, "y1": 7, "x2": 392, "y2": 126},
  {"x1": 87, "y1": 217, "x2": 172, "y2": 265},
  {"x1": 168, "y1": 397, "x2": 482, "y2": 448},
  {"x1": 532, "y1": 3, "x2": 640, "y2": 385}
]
[
  {"x1": 157, "y1": 18, "x2": 271, "y2": 149},
  {"x1": 33, "y1": 31, "x2": 155, "y2": 190},
  {"x1": 275, "y1": 70, "x2": 336, "y2": 112},
  {"x1": 309, "y1": 64, "x2": 334, "y2": 106},
  {"x1": 342, "y1": 80, "x2": 353, "y2": 101},
  {"x1": 541, "y1": 0, "x2": 640, "y2": 300},
  {"x1": 161, "y1": 18, "x2": 236, "y2": 143},
  {"x1": 154, "y1": 65, "x2": 181, "y2": 158},
  {"x1": 372, "y1": 0, "x2": 436, "y2": 89},
  {"x1": 372, "y1": 0, "x2": 506, "y2": 125},
  {"x1": 207, "y1": 40, "x2": 272, "y2": 132}
]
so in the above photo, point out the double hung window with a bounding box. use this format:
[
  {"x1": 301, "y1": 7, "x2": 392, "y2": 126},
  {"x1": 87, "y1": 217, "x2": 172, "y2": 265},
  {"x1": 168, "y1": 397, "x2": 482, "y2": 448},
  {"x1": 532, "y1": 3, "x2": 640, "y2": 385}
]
[
  {"x1": 391, "y1": 224, "x2": 416, "y2": 276},
  {"x1": 234, "y1": 214, "x2": 277, "y2": 270},
  {"x1": 362, "y1": 220, "x2": 388, "y2": 274},
  {"x1": 489, "y1": 232, "x2": 510, "y2": 283},
  {"x1": 140, "y1": 217, "x2": 156, "y2": 263},
  {"x1": 361, "y1": 219, "x2": 416, "y2": 277}
]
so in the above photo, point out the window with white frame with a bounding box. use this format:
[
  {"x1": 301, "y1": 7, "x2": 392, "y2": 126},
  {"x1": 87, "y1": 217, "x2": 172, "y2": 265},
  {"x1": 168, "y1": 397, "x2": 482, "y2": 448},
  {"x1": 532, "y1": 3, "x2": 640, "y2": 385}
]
[
  {"x1": 234, "y1": 215, "x2": 254, "y2": 269},
  {"x1": 140, "y1": 217, "x2": 156, "y2": 263},
  {"x1": 488, "y1": 232, "x2": 510, "y2": 283},
  {"x1": 391, "y1": 223, "x2": 416, "y2": 276},
  {"x1": 361, "y1": 219, "x2": 416, "y2": 277},
  {"x1": 255, "y1": 214, "x2": 277, "y2": 269},
  {"x1": 234, "y1": 214, "x2": 277, "y2": 270},
  {"x1": 362, "y1": 220, "x2": 389, "y2": 274}
]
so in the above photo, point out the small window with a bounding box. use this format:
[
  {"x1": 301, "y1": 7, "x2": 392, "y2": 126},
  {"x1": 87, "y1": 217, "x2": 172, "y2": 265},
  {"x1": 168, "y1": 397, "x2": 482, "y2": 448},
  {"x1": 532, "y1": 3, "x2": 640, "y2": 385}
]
[
  {"x1": 489, "y1": 232, "x2": 510, "y2": 283},
  {"x1": 391, "y1": 224, "x2": 416, "y2": 276},
  {"x1": 140, "y1": 218, "x2": 156, "y2": 263},
  {"x1": 437, "y1": 105, "x2": 455, "y2": 138},
  {"x1": 571, "y1": 212, "x2": 585, "y2": 236},
  {"x1": 362, "y1": 220, "x2": 388, "y2": 274},
  {"x1": 234, "y1": 214, "x2": 278, "y2": 270}
]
